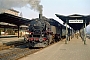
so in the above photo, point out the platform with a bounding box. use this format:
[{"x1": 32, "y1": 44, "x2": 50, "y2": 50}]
[
  {"x1": 19, "y1": 37, "x2": 90, "y2": 60},
  {"x1": 0, "y1": 35, "x2": 17, "y2": 38},
  {"x1": 0, "y1": 35, "x2": 24, "y2": 46}
]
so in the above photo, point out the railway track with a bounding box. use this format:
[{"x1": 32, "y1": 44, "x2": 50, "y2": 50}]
[
  {"x1": 0, "y1": 45, "x2": 41, "y2": 60},
  {"x1": 0, "y1": 40, "x2": 26, "y2": 51},
  {"x1": 0, "y1": 42, "x2": 58, "y2": 60},
  {"x1": 0, "y1": 45, "x2": 11, "y2": 51},
  {"x1": 0, "y1": 41, "x2": 41, "y2": 60},
  {"x1": 0, "y1": 38, "x2": 65, "y2": 60},
  {"x1": 0, "y1": 41, "x2": 55, "y2": 60},
  {"x1": 0, "y1": 39, "x2": 45, "y2": 60}
]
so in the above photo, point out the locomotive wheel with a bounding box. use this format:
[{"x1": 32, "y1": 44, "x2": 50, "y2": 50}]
[
  {"x1": 24, "y1": 38, "x2": 28, "y2": 43},
  {"x1": 28, "y1": 41, "x2": 33, "y2": 48},
  {"x1": 44, "y1": 40, "x2": 49, "y2": 47}
]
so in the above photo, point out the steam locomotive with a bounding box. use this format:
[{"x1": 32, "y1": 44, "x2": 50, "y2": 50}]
[{"x1": 24, "y1": 16, "x2": 66, "y2": 47}]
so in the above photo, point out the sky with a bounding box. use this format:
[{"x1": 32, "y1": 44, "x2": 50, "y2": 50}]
[
  {"x1": 14, "y1": 0, "x2": 90, "y2": 23},
  {"x1": 14, "y1": 0, "x2": 90, "y2": 33}
]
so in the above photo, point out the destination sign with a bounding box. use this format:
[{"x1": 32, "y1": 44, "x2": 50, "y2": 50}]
[{"x1": 69, "y1": 20, "x2": 83, "y2": 23}]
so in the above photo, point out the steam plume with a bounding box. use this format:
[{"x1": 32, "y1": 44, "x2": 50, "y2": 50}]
[{"x1": 0, "y1": 0, "x2": 43, "y2": 13}]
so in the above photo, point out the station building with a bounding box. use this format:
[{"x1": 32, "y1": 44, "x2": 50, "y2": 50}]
[{"x1": 0, "y1": 9, "x2": 28, "y2": 37}]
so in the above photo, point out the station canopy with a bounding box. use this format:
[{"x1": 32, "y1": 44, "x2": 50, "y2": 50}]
[
  {"x1": 0, "y1": 13, "x2": 31, "y2": 26},
  {"x1": 55, "y1": 14, "x2": 90, "y2": 30}
]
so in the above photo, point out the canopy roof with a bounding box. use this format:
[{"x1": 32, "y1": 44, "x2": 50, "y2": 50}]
[
  {"x1": 55, "y1": 14, "x2": 90, "y2": 30},
  {"x1": 48, "y1": 18, "x2": 62, "y2": 27},
  {"x1": 0, "y1": 13, "x2": 31, "y2": 26}
]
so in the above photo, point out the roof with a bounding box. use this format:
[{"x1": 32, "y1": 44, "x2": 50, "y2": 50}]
[
  {"x1": 0, "y1": 24, "x2": 17, "y2": 28},
  {"x1": 29, "y1": 18, "x2": 63, "y2": 28},
  {"x1": 0, "y1": 13, "x2": 31, "y2": 26},
  {"x1": 9, "y1": 9, "x2": 19, "y2": 13},
  {"x1": 49, "y1": 18, "x2": 62, "y2": 28},
  {"x1": 55, "y1": 14, "x2": 90, "y2": 30}
]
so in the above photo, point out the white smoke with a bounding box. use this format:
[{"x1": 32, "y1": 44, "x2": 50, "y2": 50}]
[{"x1": 0, "y1": 0, "x2": 43, "y2": 13}]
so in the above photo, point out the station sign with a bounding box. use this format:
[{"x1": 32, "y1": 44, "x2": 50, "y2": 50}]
[{"x1": 69, "y1": 20, "x2": 83, "y2": 23}]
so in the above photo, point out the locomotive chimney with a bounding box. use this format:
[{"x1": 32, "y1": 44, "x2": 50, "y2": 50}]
[{"x1": 39, "y1": 10, "x2": 42, "y2": 19}]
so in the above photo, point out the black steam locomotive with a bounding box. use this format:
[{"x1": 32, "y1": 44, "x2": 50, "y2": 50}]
[{"x1": 24, "y1": 16, "x2": 66, "y2": 47}]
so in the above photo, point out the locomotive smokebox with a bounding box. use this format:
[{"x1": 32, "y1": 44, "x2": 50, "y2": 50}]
[{"x1": 39, "y1": 10, "x2": 42, "y2": 19}]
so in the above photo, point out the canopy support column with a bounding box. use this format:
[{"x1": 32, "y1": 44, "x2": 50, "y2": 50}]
[
  {"x1": 65, "y1": 20, "x2": 68, "y2": 44},
  {"x1": 84, "y1": 20, "x2": 86, "y2": 45},
  {"x1": 71, "y1": 28, "x2": 74, "y2": 39},
  {"x1": 18, "y1": 25, "x2": 20, "y2": 38},
  {"x1": 82, "y1": 26, "x2": 84, "y2": 41},
  {"x1": 68, "y1": 27, "x2": 70, "y2": 41}
]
